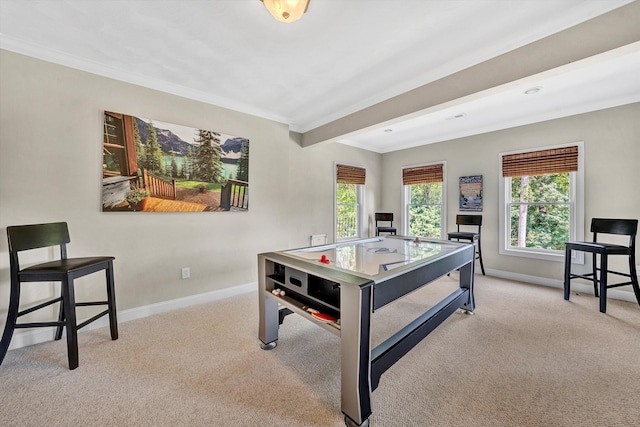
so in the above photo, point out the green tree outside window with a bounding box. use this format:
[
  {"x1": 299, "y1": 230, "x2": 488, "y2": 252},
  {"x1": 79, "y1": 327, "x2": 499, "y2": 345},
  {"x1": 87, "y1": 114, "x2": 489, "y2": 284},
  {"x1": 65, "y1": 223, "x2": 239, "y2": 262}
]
[
  {"x1": 337, "y1": 183, "x2": 358, "y2": 239},
  {"x1": 407, "y1": 182, "x2": 442, "y2": 238},
  {"x1": 509, "y1": 172, "x2": 570, "y2": 251}
]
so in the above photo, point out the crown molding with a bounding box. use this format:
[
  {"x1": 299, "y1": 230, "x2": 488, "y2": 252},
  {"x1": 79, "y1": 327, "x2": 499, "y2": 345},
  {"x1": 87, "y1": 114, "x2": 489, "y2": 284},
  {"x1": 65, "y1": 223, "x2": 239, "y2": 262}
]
[{"x1": 0, "y1": 35, "x2": 293, "y2": 128}]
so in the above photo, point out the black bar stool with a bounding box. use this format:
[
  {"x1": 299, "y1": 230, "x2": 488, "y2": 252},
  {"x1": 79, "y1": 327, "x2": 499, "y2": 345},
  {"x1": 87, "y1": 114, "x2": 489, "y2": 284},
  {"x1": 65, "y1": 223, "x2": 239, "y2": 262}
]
[
  {"x1": 1, "y1": 222, "x2": 118, "y2": 369},
  {"x1": 448, "y1": 215, "x2": 485, "y2": 275},
  {"x1": 375, "y1": 213, "x2": 396, "y2": 236},
  {"x1": 564, "y1": 218, "x2": 640, "y2": 313}
]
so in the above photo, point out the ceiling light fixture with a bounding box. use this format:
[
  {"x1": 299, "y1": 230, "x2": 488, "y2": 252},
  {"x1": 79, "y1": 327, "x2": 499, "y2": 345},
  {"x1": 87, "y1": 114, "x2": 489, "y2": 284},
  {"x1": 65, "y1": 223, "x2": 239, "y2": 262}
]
[
  {"x1": 261, "y1": 0, "x2": 310, "y2": 23},
  {"x1": 524, "y1": 86, "x2": 542, "y2": 95}
]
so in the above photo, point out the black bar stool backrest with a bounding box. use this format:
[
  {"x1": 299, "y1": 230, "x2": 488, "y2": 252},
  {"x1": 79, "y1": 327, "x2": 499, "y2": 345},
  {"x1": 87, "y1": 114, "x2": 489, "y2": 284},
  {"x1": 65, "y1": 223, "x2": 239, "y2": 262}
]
[
  {"x1": 457, "y1": 214, "x2": 482, "y2": 228},
  {"x1": 591, "y1": 218, "x2": 637, "y2": 243},
  {"x1": 375, "y1": 213, "x2": 393, "y2": 222},
  {"x1": 8, "y1": 222, "x2": 70, "y2": 260}
]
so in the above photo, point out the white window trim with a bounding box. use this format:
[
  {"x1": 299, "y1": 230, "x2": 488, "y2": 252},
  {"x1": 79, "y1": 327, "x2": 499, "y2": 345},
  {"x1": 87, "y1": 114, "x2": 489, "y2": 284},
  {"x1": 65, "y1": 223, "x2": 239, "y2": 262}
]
[
  {"x1": 334, "y1": 162, "x2": 365, "y2": 242},
  {"x1": 498, "y1": 141, "x2": 584, "y2": 263},
  {"x1": 401, "y1": 161, "x2": 447, "y2": 239}
]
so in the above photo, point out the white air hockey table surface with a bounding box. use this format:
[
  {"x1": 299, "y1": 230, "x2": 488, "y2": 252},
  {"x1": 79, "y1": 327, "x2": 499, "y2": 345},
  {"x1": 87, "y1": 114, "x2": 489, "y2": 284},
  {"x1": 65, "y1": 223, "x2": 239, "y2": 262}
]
[{"x1": 286, "y1": 236, "x2": 460, "y2": 276}]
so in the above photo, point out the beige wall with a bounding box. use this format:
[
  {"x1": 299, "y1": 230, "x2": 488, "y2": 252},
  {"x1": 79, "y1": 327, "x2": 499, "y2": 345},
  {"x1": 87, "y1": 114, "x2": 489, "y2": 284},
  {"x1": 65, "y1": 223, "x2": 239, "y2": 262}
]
[
  {"x1": 382, "y1": 103, "x2": 640, "y2": 282},
  {"x1": 1, "y1": 47, "x2": 638, "y2": 342},
  {"x1": 287, "y1": 139, "x2": 382, "y2": 248},
  {"x1": 0, "y1": 50, "x2": 381, "y2": 326}
]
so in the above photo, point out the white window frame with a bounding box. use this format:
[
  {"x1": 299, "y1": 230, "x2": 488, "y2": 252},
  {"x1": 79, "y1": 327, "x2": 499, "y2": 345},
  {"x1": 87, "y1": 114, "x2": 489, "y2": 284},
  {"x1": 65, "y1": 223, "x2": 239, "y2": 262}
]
[
  {"x1": 498, "y1": 141, "x2": 584, "y2": 262},
  {"x1": 401, "y1": 162, "x2": 447, "y2": 239},
  {"x1": 334, "y1": 163, "x2": 365, "y2": 242}
]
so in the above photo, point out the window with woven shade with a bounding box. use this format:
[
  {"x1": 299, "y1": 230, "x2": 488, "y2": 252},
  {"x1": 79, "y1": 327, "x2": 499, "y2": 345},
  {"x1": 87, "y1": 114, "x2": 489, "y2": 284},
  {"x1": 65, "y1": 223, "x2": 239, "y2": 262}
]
[
  {"x1": 402, "y1": 163, "x2": 445, "y2": 239},
  {"x1": 402, "y1": 163, "x2": 443, "y2": 185},
  {"x1": 499, "y1": 143, "x2": 584, "y2": 262},
  {"x1": 336, "y1": 164, "x2": 366, "y2": 185},
  {"x1": 335, "y1": 164, "x2": 365, "y2": 240},
  {"x1": 501, "y1": 145, "x2": 578, "y2": 177}
]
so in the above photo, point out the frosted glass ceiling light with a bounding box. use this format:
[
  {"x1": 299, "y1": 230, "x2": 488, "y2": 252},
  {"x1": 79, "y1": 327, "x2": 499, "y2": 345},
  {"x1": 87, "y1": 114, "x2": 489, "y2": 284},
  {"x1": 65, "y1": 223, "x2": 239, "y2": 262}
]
[{"x1": 261, "y1": 0, "x2": 310, "y2": 23}]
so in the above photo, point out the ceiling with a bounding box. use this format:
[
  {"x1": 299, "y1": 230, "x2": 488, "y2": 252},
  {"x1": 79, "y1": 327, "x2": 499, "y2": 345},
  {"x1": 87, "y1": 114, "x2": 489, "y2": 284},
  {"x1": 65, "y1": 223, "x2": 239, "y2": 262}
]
[{"x1": 1, "y1": 0, "x2": 638, "y2": 153}]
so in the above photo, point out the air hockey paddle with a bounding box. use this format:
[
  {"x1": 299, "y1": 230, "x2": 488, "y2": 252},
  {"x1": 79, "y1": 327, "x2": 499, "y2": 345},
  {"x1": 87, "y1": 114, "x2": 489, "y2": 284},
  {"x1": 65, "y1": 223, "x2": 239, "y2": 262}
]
[{"x1": 311, "y1": 312, "x2": 337, "y2": 323}]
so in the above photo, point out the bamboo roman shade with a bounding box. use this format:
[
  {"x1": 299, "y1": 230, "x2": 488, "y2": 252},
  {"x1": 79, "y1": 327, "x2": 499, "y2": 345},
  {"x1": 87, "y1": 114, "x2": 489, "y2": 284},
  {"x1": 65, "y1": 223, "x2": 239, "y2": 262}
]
[
  {"x1": 402, "y1": 163, "x2": 444, "y2": 185},
  {"x1": 336, "y1": 164, "x2": 366, "y2": 185},
  {"x1": 502, "y1": 145, "x2": 579, "y2": 177}
]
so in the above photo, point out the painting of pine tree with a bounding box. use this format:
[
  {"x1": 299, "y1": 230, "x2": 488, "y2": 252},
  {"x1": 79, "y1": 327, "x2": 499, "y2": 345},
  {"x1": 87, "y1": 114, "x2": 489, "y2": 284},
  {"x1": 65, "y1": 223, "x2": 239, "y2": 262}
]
[{"x1": 102, "y1": 111, "x2": 249, "y2": 212}]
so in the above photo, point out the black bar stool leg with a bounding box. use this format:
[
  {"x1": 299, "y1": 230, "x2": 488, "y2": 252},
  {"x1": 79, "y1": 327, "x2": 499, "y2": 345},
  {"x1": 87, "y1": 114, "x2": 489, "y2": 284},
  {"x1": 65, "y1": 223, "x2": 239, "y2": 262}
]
[
  {"x1": 55, "y1": 286, "x2": 65, "y2": 341},
  {"x1": 629, "y1": 255, "x2": 640, "y2": 307},
  {"x1": 0, "y1": 284, "x2": 20, "y2": 365},
  {"x1": 599, "y1": 255, "x2": 608, "y2": 313},
  {"x1": 106, "y1": 262, "x2": 119, "y2": 340},
  {"x1": 62, "y1": 276, "x2": 79, "y2": 370},
  {"x1": 564, "y1": 246, "x2": 572, "y2": 300},
  {"x1": 477, "y1": 238, "x2": 485, "y2": 275},
  {"x1": 592, "y1": 252, "x2": 599, "y2": 297}
]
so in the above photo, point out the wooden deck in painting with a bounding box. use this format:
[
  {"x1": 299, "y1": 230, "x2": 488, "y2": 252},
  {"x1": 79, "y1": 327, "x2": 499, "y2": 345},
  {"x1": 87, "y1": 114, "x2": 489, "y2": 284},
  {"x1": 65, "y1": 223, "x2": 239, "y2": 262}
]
[{"x1": 143, "y1": 197, "x2": 225, "y2": 212}]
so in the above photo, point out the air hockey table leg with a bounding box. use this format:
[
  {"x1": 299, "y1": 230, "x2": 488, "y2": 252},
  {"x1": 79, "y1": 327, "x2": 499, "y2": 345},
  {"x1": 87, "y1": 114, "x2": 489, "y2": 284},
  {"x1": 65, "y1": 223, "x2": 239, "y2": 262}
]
[
  {"x1": 258, "y1": 292, "x2": 279, "y2": 349},
  {"x1": 458, "y1": 258, "x2": 475, "y2": 314},
  {"x1": 258, "y1": 261, "x2": 280, "y2": 349},
  {"x1": 340, "y1": 283, "x2": 373, "y2": 427},
  {"x1": 344, "y1": 415, "x2": 370, "y2": 427}
]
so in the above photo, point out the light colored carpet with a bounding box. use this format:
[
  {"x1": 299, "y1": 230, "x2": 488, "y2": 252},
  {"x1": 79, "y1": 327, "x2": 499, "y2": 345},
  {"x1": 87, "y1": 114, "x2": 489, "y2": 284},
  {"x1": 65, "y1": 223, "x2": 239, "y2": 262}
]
[{"x1": 1, "y1": 275, "x2": 639, "y2": 427}]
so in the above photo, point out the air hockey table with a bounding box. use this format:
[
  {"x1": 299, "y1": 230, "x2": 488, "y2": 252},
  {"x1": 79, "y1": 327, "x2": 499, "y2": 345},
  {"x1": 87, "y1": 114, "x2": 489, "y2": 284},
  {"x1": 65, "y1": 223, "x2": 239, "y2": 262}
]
[{"x1": 258, "y1": 235, "x2": 475, "y2": 427}]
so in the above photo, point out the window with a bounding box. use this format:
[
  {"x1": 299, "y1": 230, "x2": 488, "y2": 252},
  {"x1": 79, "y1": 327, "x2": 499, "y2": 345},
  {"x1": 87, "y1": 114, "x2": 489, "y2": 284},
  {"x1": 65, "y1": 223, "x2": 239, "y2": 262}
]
[
  {"x1": 335, "y1": 164, "x2": 365, "y2": 241},
  {"x1": 103, "y1": 113, "x2": 127, "y2": 177},
  {"x1": 499, "y1": 143, "x2": 584, "y2": 261},
  {"x1": 103, "y1": 112, "x2": 137, "y2": 178},
  {"x1": 402, "y1": 163, "x2": 445, "y2": 239}
]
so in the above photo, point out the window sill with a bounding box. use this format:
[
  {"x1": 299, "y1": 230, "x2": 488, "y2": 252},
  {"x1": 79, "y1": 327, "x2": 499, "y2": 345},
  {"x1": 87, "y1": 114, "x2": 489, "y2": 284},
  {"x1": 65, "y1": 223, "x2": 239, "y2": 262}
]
[
  {"x1": 500, "y1": 249, "x2": 564, "y2": 262},
  {"x1": 499, "y1": 247, "x2": 583, "y2": 264},
  {"x1": 336, "y1": 236, "x2": 361, "y2": 243}
]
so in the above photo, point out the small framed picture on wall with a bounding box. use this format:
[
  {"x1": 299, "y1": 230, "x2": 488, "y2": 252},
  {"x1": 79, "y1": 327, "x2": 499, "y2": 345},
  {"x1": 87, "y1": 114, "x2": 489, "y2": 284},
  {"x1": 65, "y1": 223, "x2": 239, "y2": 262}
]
[{"x1": 459, "y1": 175, "x2": 482, "y2": 211}]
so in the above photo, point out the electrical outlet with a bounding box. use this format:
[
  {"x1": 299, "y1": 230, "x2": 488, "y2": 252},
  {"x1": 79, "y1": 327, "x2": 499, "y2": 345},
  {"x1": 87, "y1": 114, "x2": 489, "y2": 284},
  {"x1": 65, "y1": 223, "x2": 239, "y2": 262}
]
[{"x1": 181, "y1": 267, "x2": 190, "y2": 279}]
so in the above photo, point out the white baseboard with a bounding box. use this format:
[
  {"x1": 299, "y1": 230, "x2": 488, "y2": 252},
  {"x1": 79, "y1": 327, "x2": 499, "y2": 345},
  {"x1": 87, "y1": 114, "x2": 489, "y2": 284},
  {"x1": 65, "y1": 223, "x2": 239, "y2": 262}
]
[
  {"x1": 7, "y1": 271, "x2": 637, "y2": 352},
  {"x1": 6, "y1": 282, "x2": 257, "y2": 351},
  {"x1": 485, "y1": 268, "x2": 638, "y2": 304}
]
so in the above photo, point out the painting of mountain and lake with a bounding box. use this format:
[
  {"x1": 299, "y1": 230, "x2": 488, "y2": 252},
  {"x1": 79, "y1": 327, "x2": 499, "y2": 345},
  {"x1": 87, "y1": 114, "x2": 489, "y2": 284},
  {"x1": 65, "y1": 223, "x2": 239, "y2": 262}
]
[{"x1": 102, "y1": 111, "x2": 249, "y2": 212}]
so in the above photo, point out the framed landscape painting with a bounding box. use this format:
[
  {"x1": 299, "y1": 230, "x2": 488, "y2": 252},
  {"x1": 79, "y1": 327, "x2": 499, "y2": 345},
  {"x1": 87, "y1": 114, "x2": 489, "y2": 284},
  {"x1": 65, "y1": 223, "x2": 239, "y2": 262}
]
[
  {"x1": 459, "y1": 175, "x2": 482, "y2": 211},
  {"x1": 102, "y1": 111, "x2": 249, "y2": 212}
]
